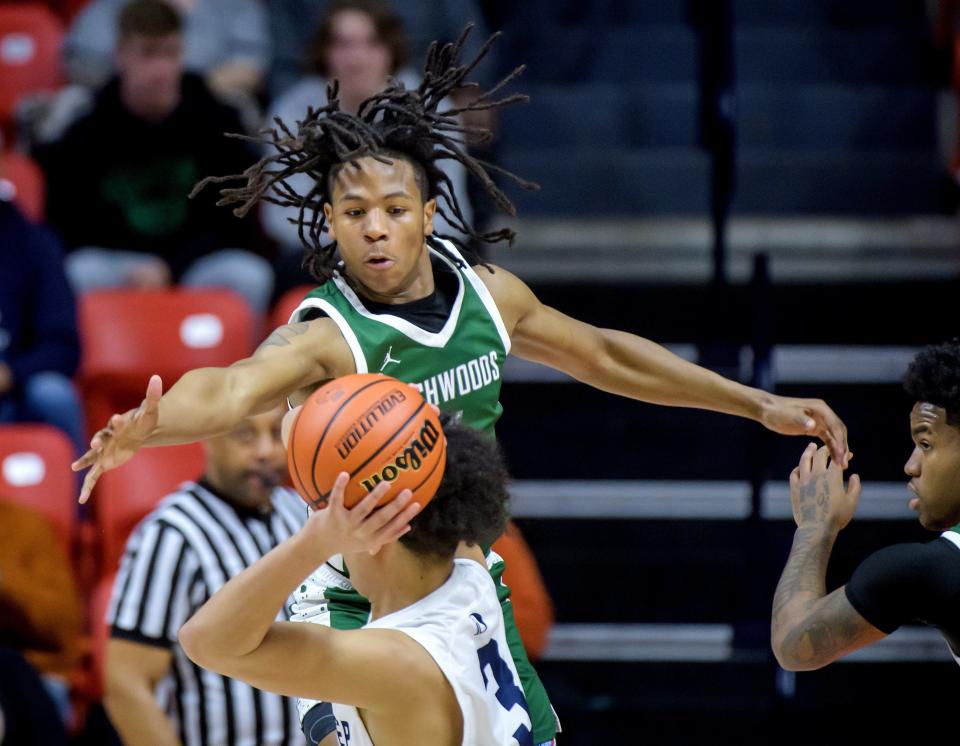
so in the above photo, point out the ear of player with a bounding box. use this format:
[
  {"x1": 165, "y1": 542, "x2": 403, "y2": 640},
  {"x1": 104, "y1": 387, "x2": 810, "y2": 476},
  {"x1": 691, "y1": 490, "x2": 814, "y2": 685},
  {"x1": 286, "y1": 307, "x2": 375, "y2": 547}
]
[{"x1": 287, "y1": 373, "x2": 447, "y2": 511}]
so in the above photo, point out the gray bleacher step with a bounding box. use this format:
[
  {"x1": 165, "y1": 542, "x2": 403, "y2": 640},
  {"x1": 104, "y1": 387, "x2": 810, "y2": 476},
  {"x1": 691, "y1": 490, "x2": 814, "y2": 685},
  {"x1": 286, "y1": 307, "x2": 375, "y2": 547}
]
[
  {"x1": 498, "y1": 84, "x2": 698, "y2": 149},
  {"x1": 510, "y1": 479, "x2": 913, "y2": 521},
  {"x1": 762, "y1": 481, "x2": 913, "y2": 520},
  {"x1": 522, "y1": 27, "x2": 697, "y2": 84},
  {"x1": 542, "y1": 624, "x2": 950, "y2": 663},
  {"x1": 735, "y1": 28, "x2": 934, "y2": 85},
  {"x1": 544, "y1": 624, "x2": 733, "y2": 662},
  {"x1": 510, "y1": 480, "x2": 751, "y2": 519},
  {"x1": 504, "y1": 345, "x2": 919, "y2": 385},
  {"x1": 844, "y1": 627, "x2": 954, "y2": 662},
  {"x1": 764, "y1": 345, "x2": 919, "y2": 384},
  {"x1": 502, "y1": 84, "x2": 935, "y2": 150},
  {"x1": 501, "y1": 147, "x2": 710, "y2": 216},
  {"x1": 738, "y1": 85, "x2": 936, "y2": 149},
  {"x1": 485, "y1": 216, "x2": 960, "y2": 282},
  {"x1": 733, "y1": 0, "x2": 928, "y2": 26},
  {"x1": 735, "y1": 149, "x2": 941, "y2": 214}
]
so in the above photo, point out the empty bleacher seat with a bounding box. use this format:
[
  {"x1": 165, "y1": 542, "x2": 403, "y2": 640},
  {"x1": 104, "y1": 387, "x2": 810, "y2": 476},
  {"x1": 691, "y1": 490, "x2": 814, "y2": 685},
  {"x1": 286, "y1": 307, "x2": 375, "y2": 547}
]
[
  {"x1": 738, "y1": 86, "x2": 936, "y2": 149},
  {"x1": 0, "y1": 423, "x2": 76, "y2": 552},
  {"x1": 0, "y1": 4, "x2": 63, "y2": 134},
  {"x1": 735, "y1": 28, "x2": 935, "y2": 85},
  {"x1": 735, "y1": 148, "x2": 941, "y2": 214},
  {"x1": 94, "y1": 442, "x2": 206, "y2": 577},
  {"x1": 502, "y1": 148, "x2": 710, "y2": 216},
  {"x1": 499, "y1": 85, "x2": 698, "y2": 150},
  {"x1": 270, "y1": 283, "x2": 314, "y2": 331},
  {"x1": 78, "y1": 289, "x2": 256, "y2": 436},
  {"x1": 733, "y1": 0, "x2": 928, "y2": 27}
]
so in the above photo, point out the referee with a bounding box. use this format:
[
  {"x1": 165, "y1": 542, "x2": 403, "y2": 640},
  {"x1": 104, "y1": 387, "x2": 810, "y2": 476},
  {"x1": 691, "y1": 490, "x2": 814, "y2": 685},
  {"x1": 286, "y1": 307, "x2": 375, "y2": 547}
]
[
  {"x1": 104, "y1": 405, "x2": 307, "y2": 745},
  {"x1": 771, "y1": 340, "x2": 960, "y2": 671}
]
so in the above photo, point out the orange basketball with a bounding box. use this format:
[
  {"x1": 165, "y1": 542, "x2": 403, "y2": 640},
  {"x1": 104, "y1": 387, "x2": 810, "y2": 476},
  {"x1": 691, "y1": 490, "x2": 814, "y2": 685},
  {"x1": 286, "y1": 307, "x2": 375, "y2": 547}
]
[{"x1": 287, "y1": 373, "x2": 446, "y2": 510}]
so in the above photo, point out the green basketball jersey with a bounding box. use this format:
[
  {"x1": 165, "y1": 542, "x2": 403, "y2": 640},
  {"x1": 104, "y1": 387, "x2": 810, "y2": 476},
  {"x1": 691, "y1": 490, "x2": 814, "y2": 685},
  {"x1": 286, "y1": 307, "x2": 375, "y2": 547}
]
[
  {"x1": 291, "y1": 238, "x2": 559, "y2": 742},
  {"x1": 291, "y1": 239, "x2": 509, "y2": 435}
]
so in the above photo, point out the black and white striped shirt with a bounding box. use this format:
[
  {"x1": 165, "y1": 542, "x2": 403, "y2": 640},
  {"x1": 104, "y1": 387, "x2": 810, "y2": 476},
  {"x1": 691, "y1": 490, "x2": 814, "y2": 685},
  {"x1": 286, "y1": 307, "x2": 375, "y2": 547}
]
[{"x1": 107, "y1": 480, "x2": 308, "y2": 746}]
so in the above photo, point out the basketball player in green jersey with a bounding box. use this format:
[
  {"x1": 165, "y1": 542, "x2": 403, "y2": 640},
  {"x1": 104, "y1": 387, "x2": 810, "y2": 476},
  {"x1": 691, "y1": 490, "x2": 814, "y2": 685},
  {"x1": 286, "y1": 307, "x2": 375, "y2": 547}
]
[{"x1": 74, "y1": 31, "x2": 851, "y2": 745}]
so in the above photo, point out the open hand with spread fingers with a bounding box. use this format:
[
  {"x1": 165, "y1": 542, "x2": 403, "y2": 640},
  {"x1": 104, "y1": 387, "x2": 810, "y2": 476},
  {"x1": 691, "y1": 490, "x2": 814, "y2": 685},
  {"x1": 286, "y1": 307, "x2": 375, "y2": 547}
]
[{"x1": 71, "y1": 375, "x2": 163, "y2": 504}]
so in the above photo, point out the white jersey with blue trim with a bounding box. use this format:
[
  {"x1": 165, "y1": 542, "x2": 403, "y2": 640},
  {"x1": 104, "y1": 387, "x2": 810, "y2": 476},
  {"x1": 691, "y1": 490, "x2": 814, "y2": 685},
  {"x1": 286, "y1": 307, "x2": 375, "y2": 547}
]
[{"x1": 331, "y1": 559, "x2": 534, "y2": 746}]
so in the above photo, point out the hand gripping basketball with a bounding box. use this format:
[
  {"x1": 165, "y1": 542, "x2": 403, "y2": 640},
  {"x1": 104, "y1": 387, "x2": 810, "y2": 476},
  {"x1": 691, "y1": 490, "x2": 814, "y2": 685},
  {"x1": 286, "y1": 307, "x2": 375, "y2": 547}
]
[{"x1": 301, "y1": 472, "x2": 422, "y2": 557}]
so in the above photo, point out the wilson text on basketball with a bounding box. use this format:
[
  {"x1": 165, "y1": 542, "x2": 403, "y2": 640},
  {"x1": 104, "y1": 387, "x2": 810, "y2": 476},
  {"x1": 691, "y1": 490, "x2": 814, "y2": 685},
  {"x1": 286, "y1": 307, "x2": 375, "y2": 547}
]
[{"x1": 359, "y1": 419, "x2": 442, "y2": 492}]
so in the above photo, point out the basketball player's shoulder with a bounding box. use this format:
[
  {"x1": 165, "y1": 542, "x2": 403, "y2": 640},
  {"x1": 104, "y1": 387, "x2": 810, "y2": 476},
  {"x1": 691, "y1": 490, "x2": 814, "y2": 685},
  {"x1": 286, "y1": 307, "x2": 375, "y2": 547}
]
[
  {"x1": 256, "y1": 316, "x2": 355, "y2": 373},
  {"x1": 472, "y1": 263, "x2": 539, "y2": 323}
]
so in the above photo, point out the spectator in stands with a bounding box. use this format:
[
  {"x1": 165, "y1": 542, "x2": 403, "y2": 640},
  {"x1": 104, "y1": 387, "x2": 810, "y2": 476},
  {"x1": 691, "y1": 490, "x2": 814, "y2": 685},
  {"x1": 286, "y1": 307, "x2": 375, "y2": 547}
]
[
  {"x1": 263, "y1": 0, "x2": 472, "y2": 294},
  {"x1": 65, "y1": 0, "x2": 270, "y2": 101},
  {"x1": 34, "y1": 0, "x2": 274, "y2": 314},
  {"x1": 0, "y1": 199, "x2": 85, "y2": 454},
  {"x1": 771, "y1": 340, "x2": 960, "y2": 671},
  {"x1": 103, "y1": 405, "x2": 307, "y2": 746},
  {"x1": 0, "y1": 500, "x2": 84, "y2": 737},
  {"x1": 267, "y1": 0, "x2": 490, "y2": 99}
]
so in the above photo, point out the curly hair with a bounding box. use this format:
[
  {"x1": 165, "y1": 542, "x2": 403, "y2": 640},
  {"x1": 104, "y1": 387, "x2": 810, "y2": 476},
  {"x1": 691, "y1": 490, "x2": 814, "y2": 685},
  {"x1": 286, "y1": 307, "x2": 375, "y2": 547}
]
[
  {"x1": 400, "y1": 418, "x2": 510, "y2": 559},
  {"x1": 191, "y1": 26, "x2": 538, "y2": 284},
  {"x1": 903, "y1": 339, "x2": 960, "y2": 426}
]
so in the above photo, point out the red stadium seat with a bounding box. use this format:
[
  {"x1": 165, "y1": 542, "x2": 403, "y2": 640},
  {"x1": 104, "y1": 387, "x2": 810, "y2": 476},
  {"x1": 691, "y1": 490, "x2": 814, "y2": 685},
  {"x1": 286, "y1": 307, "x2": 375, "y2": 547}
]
[
  {"x1": 0, "y1": 423, "x2": 76, "y2": 552},
  {"x1": 0, "y1": 4, "x2": 64, "y2": 132},
  {"x1": 57, "y1": 0, "x2": 90, "y2": 22},
  {"x1": 94, "y1": 441, "x2": 205, "y2": 576},
  {"x1": 270, "y1": 283, "x2": 314, "y2": 331},
  {"x1": 79, "y1": 288, "x2": 256, "y2": 436},
  {"x1": 0, "y1": 149, "x2": 44, "y2": 220},
  {"x1": 86, "y1": 570, "x2": 115, "y2": 698}
]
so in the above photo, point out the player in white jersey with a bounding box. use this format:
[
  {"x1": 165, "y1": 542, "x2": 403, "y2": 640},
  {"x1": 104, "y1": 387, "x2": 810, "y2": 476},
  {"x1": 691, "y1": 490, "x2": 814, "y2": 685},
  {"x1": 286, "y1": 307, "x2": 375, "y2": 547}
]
[{"x1": 179, "y1": 418, "x2": 535, "y2": 746}]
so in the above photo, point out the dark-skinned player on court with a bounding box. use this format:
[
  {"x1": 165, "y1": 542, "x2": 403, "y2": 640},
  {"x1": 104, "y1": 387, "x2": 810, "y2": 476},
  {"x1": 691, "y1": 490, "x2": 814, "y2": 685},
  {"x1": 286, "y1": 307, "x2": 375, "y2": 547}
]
[{"x1": 74, "y1": 30, "x2": 851, "y2": 746}]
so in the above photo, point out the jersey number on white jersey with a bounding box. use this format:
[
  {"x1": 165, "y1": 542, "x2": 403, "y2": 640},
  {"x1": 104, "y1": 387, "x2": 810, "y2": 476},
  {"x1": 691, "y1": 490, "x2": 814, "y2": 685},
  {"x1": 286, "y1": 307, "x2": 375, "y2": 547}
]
[{"x1": 477, "y1": 639, "x2": 533, "y2": 746}]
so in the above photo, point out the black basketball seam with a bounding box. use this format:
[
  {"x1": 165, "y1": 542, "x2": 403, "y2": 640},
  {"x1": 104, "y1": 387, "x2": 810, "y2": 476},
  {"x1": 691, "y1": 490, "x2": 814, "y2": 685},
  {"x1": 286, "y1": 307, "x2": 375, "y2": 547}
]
[
  {"x1": 410, "y1": 430, "x2": 446, "y2": 496},
  {"x1": 308, "y1": 377, "x2": 394, "y2": 503},
  {"x1": 347, "y1": 399, "x2": 430, "y2": 483}
]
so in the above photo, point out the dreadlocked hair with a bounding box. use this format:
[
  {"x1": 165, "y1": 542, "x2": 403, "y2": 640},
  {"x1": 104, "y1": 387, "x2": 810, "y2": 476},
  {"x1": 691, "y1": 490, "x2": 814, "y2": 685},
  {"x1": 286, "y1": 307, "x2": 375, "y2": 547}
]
[{"x1": 190, "y1": 25, "x2": 538, "y2": 284}]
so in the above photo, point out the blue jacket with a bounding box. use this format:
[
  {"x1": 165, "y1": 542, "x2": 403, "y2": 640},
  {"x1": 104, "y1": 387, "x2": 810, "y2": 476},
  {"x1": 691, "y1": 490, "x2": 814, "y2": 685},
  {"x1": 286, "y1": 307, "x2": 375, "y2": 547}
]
[{"x1": 0, "y1": 201, "x2": 80, "y2": 388}]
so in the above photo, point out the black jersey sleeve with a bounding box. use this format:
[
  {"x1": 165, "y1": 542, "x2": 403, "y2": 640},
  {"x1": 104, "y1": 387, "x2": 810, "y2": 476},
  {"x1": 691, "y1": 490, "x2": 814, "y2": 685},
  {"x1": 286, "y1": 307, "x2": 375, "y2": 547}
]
[
  {"x1": 844, "y1": 539, "x2": 960, "y2": 634},
  {"x1": 297, "y1": 307, "x2": 327, "y2": 323}
]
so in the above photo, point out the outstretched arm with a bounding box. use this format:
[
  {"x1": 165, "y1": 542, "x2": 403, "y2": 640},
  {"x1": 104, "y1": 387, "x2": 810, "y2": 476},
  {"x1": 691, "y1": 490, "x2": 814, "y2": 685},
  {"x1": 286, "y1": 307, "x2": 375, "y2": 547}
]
[
  {"x1": 480, "y1": 265, "x2": 850, "y2": 463},
  {"x1": 72, "y1": 319, "x2": 355, "y2": 502},
  {"x1": 771, "y1": 444, "x2": 885, "y2": 670}
]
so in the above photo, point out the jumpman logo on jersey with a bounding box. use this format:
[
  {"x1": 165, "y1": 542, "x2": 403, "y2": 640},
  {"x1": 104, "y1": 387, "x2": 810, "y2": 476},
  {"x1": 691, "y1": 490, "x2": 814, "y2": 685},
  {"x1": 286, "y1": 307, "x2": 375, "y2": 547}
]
[{"x1": 379, "y1": 346, "x2": 401, "y2": 372}]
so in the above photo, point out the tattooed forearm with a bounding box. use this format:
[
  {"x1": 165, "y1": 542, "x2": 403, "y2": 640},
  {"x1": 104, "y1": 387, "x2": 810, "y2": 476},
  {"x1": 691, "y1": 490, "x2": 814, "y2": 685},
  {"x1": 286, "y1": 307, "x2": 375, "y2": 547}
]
[
  {"x1": 778, "y1": 592, "x2": 869, "y2": 669},
  {"x1": 771, "y1": 526, "x2": 882, "y2": 670},
  {"x1": 772, "y1": 526, "x2": 835, "y2": 621},
  {"x1": 258, "y1": 322, "x2": 310, "y2": 350}
]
